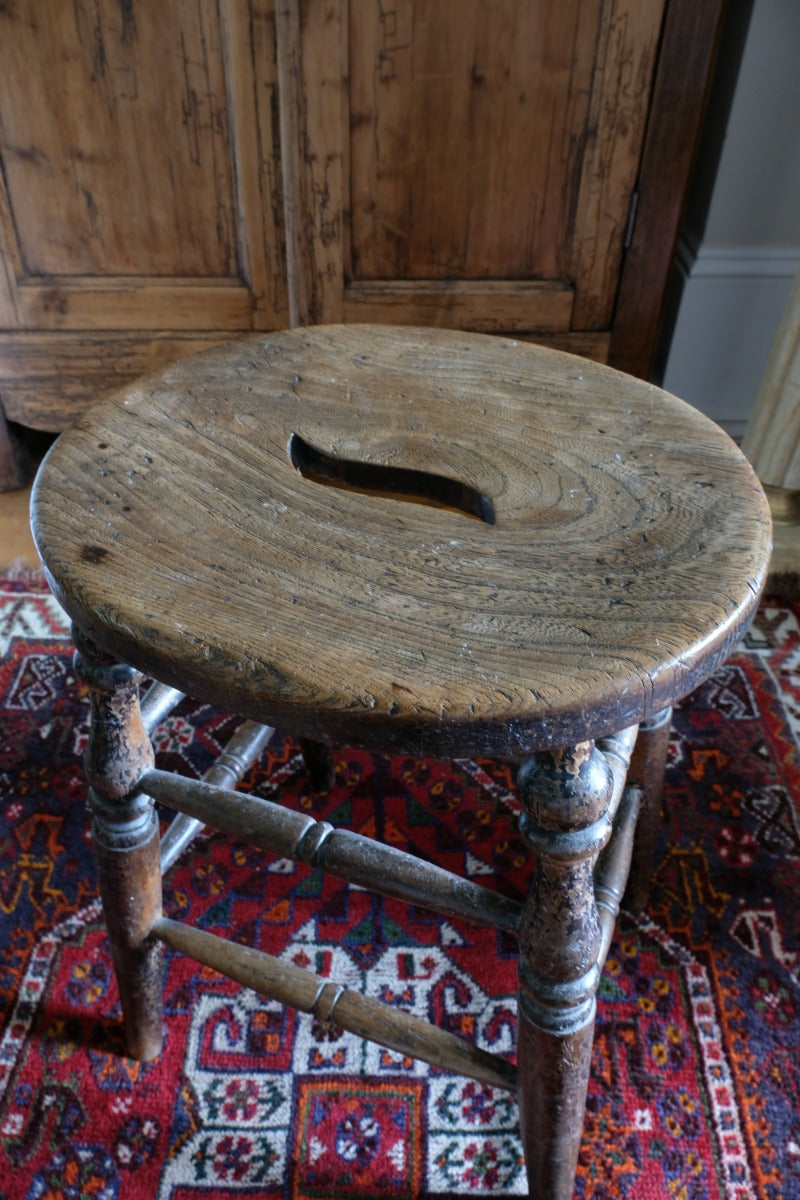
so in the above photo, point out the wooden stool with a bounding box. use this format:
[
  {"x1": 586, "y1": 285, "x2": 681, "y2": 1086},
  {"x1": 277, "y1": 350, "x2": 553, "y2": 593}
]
[{"x1": 31, "y1": 326, "x2": 771, "y2": 1198}]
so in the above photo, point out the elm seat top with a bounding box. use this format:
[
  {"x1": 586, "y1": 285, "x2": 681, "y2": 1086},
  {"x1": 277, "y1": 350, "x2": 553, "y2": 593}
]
[{"x1": 31, "y1": 325, "x2": 772, "y2": 758}]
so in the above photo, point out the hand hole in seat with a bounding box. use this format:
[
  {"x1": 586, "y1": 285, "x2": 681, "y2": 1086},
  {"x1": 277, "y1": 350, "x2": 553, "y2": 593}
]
[{"x1": 288, "y1": 433, "x2": 495, "y2": 525}]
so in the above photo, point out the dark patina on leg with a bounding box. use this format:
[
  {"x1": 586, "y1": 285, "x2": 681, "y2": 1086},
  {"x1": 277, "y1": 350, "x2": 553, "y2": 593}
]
[
  {"x1": 516, "y1": 742, "x2": 614, "y2": 1199},
  {"x1": 73, "y1": 627, "x2": 162, "y2": 1061},
  {"x1": 624, "y1": 707, "x2": 672, "y2": 912}
]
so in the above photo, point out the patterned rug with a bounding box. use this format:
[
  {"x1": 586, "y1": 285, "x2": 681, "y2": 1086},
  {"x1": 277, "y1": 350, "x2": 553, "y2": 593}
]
[{"x1": 0, "y1": 576, "x2": 798, "y2": 1200}]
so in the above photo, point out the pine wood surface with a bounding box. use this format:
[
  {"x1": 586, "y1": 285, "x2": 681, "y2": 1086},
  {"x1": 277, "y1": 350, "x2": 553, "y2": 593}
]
[
  {"x1": 0, "y1": 0, "x2": 722, "y2": 471},
  {"x1": 31, "y1": 326, "x2": 771, "y2": 758}
]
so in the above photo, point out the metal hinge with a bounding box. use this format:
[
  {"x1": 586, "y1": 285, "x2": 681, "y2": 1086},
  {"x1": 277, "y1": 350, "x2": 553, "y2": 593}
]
[{"x1": 624, "y1": 189, "x2": 640, "y2": 250}]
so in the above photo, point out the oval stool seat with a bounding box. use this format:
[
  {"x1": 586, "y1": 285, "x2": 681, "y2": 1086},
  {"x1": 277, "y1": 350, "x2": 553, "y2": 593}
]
[
  {"x1": 31, "y1": 325, "x2": 770, "y2": 758},
  {"x1": 30, "y1": 325, "x2": 772, "y2": 1200}
]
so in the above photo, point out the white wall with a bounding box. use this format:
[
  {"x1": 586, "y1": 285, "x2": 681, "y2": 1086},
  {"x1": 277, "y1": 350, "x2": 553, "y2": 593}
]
[{"x1": 659, "y1": 0, "x2": 800, "y2": 440}]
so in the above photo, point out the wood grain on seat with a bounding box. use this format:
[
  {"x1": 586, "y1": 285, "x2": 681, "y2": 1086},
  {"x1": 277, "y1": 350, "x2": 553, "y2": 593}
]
[{"x1": 31, "y1": 325, "x2": 771, "y2": 757}]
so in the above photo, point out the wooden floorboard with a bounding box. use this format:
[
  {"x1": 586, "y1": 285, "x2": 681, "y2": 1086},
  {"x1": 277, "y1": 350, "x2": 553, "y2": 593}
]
[{"x1": 0, "y1": 479, "x2": 38, "y2": 571}]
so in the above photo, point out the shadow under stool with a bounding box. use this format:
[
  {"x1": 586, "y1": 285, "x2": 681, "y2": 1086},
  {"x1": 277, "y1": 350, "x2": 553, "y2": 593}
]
[{"x1": 30, "y1": 325, "x2": 772, "y2": 1199}]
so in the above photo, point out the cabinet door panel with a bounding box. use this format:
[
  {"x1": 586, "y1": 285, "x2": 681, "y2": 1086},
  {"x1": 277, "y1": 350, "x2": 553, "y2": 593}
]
[
  {"x1": 0, "y1": 1, "x2": 236, "y2": 278},
  {"x1": 349, "y1": 1, "x2": 601, "y2": 283},
  {"x1": 282, "y1": 0, "x2": 665, "y2": 346},
  {"x1": 0, "y1": 0, "x2": 287, "y2": 331}
]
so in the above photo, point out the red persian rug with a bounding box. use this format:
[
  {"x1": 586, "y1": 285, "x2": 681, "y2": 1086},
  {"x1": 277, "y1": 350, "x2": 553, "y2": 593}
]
[{"x1": 0, "y1": 576, "x2": 798, "y2": 1200}]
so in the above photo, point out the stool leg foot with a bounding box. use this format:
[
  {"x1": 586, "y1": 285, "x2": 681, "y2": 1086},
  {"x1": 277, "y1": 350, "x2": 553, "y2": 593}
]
[
  {"x1": 625, "y1": 707, "x2": 672, "y2": 911},
  {"x1": 73, "y1": 628, "x2": 162, "y2": 1061},
  {"x1": 517, "y1": 1018, "x2": 596, "y2": 1198},
  {"x1": 516, "y1": 742, "x2": 614, "y2": 1199},
  {"x1": 93, "y1": 807, "x2": 163, "y2": 1060}
]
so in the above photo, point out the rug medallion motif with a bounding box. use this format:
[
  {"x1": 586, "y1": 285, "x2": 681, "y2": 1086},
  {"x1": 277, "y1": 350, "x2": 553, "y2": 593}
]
[{"x1": 0, "y1": 579, "x2": 797, "y2": 1198}]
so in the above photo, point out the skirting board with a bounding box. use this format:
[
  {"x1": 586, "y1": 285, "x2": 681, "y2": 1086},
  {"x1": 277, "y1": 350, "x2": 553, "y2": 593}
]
[{"x1": 661, "y1": 238, "x2": 800, "y2": 441}]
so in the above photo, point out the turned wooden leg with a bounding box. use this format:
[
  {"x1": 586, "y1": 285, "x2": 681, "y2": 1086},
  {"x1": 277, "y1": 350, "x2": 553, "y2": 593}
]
[
  {"x1": 300, "y1": 737, "x2": 335, "y2": 791},
  {"x1": 516, "y1": 742, "x2": 614, "y2": 1200},
  {"x1": 624, "y1": 707, "x2": 672, "y2": 911},
  {"x1": 73, "y1": 628, "x2": 163, "y2": 1060}
]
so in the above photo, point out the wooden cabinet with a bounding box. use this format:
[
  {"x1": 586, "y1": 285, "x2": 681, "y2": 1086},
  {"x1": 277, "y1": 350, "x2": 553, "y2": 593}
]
[
  {"x1": 0, "y1": 0, "x2": 725, "y2": 488},
  {"x1": 285, "y1": 0, "x2": 663, "y2": 345}
]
